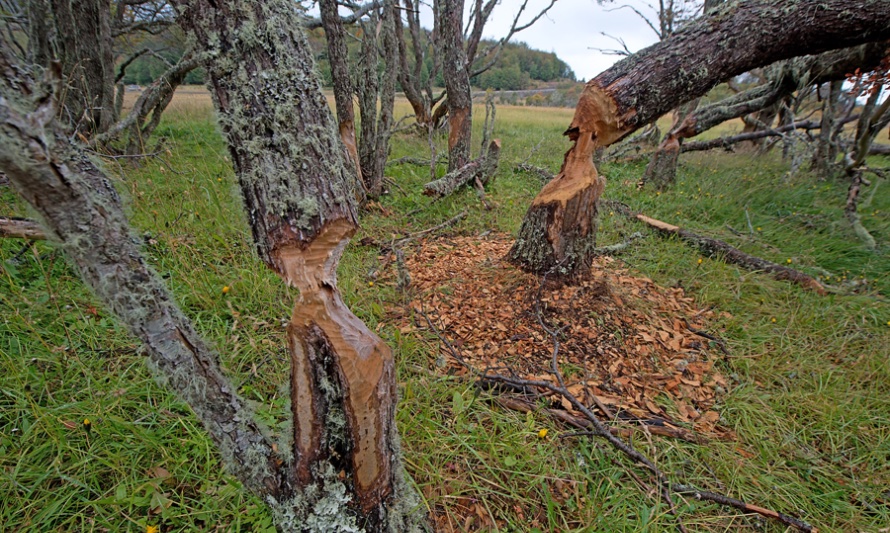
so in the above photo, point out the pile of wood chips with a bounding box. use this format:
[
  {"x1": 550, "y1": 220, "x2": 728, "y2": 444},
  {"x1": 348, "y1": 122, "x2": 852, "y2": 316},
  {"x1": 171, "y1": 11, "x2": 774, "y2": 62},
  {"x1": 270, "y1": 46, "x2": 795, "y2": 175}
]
[{"x1": 386, "y1": 233, "x2": 733, "y2": 439}]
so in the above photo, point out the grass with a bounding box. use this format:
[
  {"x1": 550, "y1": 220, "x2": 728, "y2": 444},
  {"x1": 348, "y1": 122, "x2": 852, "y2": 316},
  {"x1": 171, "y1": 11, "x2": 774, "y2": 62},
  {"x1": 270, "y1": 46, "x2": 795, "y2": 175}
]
[{"x1": 1, "y1": 88, "x2": 888, "y2": 532}]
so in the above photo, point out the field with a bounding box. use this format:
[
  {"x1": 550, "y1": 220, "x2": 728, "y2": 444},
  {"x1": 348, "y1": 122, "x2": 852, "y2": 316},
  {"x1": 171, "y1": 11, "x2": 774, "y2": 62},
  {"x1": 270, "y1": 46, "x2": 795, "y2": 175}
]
[{"x1": 1, "y1": 88, "x2": 889, "y2": 532}]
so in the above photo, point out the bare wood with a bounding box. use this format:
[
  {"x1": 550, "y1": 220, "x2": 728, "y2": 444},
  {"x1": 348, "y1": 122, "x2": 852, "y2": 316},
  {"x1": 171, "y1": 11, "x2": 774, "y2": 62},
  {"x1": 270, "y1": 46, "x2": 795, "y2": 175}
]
[
  {"x1": 423, "y1": 139, "x2": 501, "y2": 198},
  {"x1": 0, "y1": 216, "x2": 45, "y2": 240}
]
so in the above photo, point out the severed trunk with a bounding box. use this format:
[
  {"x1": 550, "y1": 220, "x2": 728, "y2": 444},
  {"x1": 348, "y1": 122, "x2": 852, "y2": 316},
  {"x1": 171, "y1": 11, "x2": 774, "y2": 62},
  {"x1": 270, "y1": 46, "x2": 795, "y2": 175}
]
[
  {"x1": 172, "y1": 0, "x2": 422, "y2": 529},
  {"x1": 510, "y1": 0, "x2": 890, "y2": 277},
  {"x1": 423, "y1": 139, "x2": 501, "y2": 198},
  {"x1": 320, "y1": 0, "x2": 364, "y2": 195},
  {"x1": 440, "y1": 0, "x2": 473, "y2": 172}
]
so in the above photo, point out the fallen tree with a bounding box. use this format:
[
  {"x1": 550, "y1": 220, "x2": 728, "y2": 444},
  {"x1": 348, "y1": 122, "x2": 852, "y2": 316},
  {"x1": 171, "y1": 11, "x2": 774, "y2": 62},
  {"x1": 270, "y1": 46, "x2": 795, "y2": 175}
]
[
  {"x1": 423, "y1": 139, "x2": 501, "y2": 198},
  {"x1": 509, "y1": 0, "x2": 890, "y2": 277}
]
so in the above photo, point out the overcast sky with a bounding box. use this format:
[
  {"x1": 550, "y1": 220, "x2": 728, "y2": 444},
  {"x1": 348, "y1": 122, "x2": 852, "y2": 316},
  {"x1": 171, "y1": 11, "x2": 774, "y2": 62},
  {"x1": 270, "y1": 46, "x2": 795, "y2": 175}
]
[{"x1": 477, "y1": 0, "x2": 664, "y2": 81}]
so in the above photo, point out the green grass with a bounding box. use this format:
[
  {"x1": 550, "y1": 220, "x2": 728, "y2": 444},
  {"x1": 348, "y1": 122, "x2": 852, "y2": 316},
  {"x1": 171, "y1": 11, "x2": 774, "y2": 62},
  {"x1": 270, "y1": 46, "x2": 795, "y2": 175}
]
[{"x1": 1, "y1": 95, "x2": 888, "y2": 532}]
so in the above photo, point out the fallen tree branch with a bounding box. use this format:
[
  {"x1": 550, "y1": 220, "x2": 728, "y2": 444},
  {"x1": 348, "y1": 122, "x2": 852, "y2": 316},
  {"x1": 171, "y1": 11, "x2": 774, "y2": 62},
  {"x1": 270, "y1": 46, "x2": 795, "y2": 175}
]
[
  {"x1": 605, "y1": 201, "x2": 826, "y2": 294},
  {"x1": 423, "y1": 139, "x2": 501, "y2": 197},
  {"x1": 673, "y1": 484, "x2": 818, "y2": 532},
  {"x1": 680, "y1": 120, "x2": 820, "y2": 152},
  {"x1": 0, "y1": 216, "x2": 46, "y2": 240},
  {"x1": 513, "y1": 162, "x2": 553, "y2": 181},
  {"x1": 595, "y1": 231, "x2": 645, "y2": 255}
]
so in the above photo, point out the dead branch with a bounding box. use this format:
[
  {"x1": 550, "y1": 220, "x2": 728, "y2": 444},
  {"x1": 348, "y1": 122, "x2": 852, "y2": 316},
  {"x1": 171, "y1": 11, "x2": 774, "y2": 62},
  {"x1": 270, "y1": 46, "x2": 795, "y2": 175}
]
[
  {"x1": 673, "y1": 485, "x2": 818, "y2": 532},
  {"x1": 513, "y1": 162, "x2": 553, "y2": 181},
  {"x1": 0, "y1": 216, "x2": 46, "y2": 240},
  {"x1": 423, "y1": 139, "x2": 501, "y2": 198},
  {"x1": 605, "y1": 201, "x2": 826, "y2": 294},
  {"x1": 594, "y1": 231, "x2": 645, "y2": 255}
]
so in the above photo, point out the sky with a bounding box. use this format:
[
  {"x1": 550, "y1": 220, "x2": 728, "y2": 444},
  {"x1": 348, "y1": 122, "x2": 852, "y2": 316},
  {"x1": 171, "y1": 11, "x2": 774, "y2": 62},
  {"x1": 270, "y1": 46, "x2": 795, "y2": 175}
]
[{"x1": 476, "y1": 0, "x2": 665, "y2": 81}]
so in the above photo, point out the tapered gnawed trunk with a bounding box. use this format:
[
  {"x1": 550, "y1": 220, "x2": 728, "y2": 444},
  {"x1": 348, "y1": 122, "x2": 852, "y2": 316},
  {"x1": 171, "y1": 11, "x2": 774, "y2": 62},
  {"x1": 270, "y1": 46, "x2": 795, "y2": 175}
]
[
  {"x1": 173, "y1": 0, "x2": 423, "y2": 529},
  {"x1": 510, "y1": 0, "x2": 890, "y2": 277}
]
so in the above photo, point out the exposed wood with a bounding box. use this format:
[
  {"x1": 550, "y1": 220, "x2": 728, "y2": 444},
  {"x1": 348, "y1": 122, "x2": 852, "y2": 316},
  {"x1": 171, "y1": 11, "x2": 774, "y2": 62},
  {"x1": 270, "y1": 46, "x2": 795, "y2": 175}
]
[
  {"x1": 508, "y1": 124, "x2": 605, "y2": 278},
  {"x1": 607, "y1": 201, "x2": 826, "y2": 294},
  {"x1": 0, "y1": 217, "x2": 46, "y2": 240},
  {"x1": 573, "y1": 1, "x2": 890, "y2": 147},
  {"x1": 423, "y1": 139, "x2": 501, "y2": 198},
  {"x1": 169, "y1": 0, "x2": 422, "y2": 529},
  {"x1": 513, "y1": 3, "x2": 890, "y2": 276}
]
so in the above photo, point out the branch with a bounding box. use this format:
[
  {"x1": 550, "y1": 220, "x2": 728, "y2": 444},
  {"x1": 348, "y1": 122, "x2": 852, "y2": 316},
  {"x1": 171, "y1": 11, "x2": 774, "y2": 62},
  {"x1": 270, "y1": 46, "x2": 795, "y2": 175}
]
[
  {"x1": 605, "y1": 201, "x2": 826, "y2": 294},
  {"x1": 0, "y1": 47, "x2": 282, "y2": 499},
  {"x1": 303, "y1": 0, "x2": 381, "y2": 29},
  {"x1": 0, "y1": 216, "x2": 46, "y2": 239},
  {"x1": 673, "y1": 485, "x2": 818, "y2": 532},
  {"x1": 469, "y1": 0, "x2": 558, "y2": 78}
]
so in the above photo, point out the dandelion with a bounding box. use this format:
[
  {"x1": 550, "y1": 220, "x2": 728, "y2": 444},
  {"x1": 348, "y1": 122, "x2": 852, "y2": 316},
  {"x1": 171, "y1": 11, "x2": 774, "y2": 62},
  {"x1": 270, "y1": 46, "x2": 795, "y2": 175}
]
[
  {"x1": 368, "y1": 281, "x2": 374, "y2": 287},
  {"x1": 697, "y1": 258, "x2": 703, "y2": 265},
  {"x1": 537, "y1": 428, "x2": 548, "y2": 439},
  {"x1": 786, "y1": 259, "x2": 792, "y2": 264},
  {"x1": 222, "y1": 286, "x2": 231, "y2": 294},
  {"x1": 147, "y1": 526, "x2": 159, "y2": 533},
  {"x1": 83, "y1": 418, "x2": 92, "y2": 433},
  {"x1": 756, "y1": 227, "x2": 762, "y2": 231},
  {"x1": 771, "y1": 318, "x2": 777, "y2": 323}
]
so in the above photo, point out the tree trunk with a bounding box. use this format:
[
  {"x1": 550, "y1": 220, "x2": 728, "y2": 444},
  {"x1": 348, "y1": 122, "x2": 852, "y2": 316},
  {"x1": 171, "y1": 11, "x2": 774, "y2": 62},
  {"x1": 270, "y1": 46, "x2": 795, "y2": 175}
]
[
  {"x1": 394, "y1": 0, "x2": 433, "y2": 127},
  {"x1": 440, "y1": 0, "x2": 473, "y2": 172},
  {"x1": 320, "y1": 0, "x2": 364, "y2": 196},
  {"x1": 510, "y1": 0, "x2": 890, "y2": 277},
  {"x1": 811, "y1": 81, "x2": 843, "y2": 178},
  {"x1": 423, "y1": 139, "x2": 501, "y2": 197},
  {"x1": 357, "y1": 1, "x2": 399, "y2": 199},
  {"x1": 40, "y1": 0, "x2": 116, "y2": 135}
]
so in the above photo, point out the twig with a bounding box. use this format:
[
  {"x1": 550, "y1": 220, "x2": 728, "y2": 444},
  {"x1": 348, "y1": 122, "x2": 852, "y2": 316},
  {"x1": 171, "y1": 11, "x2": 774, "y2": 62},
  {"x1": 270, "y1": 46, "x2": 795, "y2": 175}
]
[
  {"x1": 594, "y1": 232, "x2": 645, "y2": 255},
  {"x1": 673, "y1": 484, "x2": 818, "y2": 532},
  {"x1": 681, "y1": 318, "x2": 729, "y2": 355}
]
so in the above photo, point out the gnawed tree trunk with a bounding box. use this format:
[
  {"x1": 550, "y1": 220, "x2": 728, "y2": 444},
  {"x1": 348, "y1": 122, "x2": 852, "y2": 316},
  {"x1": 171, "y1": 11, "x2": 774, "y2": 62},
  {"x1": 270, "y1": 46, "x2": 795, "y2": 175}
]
[
  {"x1": 642, "y1": 98, "x2": 699, "y2": 189},
  {"x1": 423, "y1": 139, "x2": 501, "y2": 197},
  {"x1": 510, "y1": 0, "x2": 890, "y2": 277},
  {"x1": 320, "y1": 0, "x2": 364, "y2": 196},
  {"x1": 440, "y1": 0, "x2": 472, "y2": 172},
  {"x1": 172, "y1": 0, "x2": 423, "y2": 529}
]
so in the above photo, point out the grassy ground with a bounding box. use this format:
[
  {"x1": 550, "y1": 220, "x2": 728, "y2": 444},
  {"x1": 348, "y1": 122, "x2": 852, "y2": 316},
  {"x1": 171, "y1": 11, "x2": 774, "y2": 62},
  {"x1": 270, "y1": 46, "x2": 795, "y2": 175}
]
[{"x1": 1, "y1": 90, "x2": 888, "y2": 532}]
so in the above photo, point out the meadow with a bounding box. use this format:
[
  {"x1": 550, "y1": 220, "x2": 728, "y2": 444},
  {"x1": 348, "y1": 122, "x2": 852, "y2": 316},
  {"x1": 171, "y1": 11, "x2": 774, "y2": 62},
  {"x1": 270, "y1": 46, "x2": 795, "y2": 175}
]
[{"x1": 1, "y1": 88, "x2": 888, "y2": 532}]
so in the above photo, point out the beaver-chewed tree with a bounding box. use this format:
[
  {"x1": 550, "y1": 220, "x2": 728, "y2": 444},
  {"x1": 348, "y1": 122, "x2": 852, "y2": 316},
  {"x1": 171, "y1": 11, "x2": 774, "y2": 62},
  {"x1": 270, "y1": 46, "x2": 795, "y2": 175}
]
[
  {"x1": 0, "y1": 0, "x2": 424, "y2": 530},
  {"x1": 508, "y1": 0, "x2": 890, "y2": 278}
]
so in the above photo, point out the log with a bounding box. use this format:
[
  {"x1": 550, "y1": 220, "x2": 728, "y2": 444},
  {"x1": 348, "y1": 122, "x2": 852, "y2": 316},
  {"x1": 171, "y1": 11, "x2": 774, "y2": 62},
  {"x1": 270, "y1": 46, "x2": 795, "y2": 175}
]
[
  {"x1": 607, "y1": 201, "x2": 826, "y2": 294},
  {"x1": 0, "y1": 217, "x2": 45, "y2": 239},
  {"x1": 423, "y1": 139, "x2": 501, "y2": 197}
]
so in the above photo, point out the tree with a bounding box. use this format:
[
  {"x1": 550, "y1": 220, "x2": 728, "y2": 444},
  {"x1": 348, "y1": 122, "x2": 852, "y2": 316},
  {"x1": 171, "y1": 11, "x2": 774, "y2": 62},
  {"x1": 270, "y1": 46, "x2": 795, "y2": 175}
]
[
  {"x1": 0, "y1": 0, "x2": 424, "y2": 529},
  {"x1": 508, "y1": 0, "x2": 890, "y2": 278}
]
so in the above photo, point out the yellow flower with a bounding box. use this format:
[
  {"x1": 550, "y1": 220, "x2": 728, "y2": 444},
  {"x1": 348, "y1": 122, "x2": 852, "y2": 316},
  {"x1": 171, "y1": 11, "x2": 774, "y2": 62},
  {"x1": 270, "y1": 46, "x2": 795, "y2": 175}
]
[
  {"x1": 756, "y1": 227, "x2": 762, "y2": 231},
  {"x1": 368, "y1": 281, "x2": 374, "y2": 287},
  {"x1": 537, "y1": 428, "x2": 548, "y2": 439},
  {"x1": 786, "y1": 259, "x2": 792, "y2": 264},
  {"x1": 771, "y1": 318, "x2": 777, "y2": 323},
  {"x1": 697, "y1": 258, "x2": 703, "y2": 265},
  {"x1": 222, "y1": 286, "x2": 231, "y2": 294},
  {"x1": 146, "y1": 526, "x2": 159, "y2": 533}
]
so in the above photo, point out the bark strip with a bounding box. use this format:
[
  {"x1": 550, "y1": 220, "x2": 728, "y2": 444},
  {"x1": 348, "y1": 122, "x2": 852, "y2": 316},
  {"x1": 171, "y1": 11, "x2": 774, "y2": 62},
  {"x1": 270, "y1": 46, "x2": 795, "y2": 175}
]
[{"x1": 0, "y1": 216, "x2": 46, "y2": 239}]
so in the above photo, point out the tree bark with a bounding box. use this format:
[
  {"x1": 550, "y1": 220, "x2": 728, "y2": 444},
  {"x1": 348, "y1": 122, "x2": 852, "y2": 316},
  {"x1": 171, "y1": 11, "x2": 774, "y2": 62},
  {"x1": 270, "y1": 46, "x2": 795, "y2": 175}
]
[
  {"x1": 810, "y1": 81, "x2": 843, "y2": 178},
  {"x1": 320, "y1": 0, "x2": 364, "y2": 196},
  {"x1": 172, "y1": 1, "x2": 422, "y2": 529},
  {"x1": 440, "y1": 0, "x2": 473, "y2": 172},
  {"x1": 511, "y1": 0, "x2": 890, "y2": 277},
  {"x1": 0, "y1": 216, "x2": 46, "y2": 240},
  {"x1": 34, "y1": 0, "x2": 116, "y2": 135}
]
